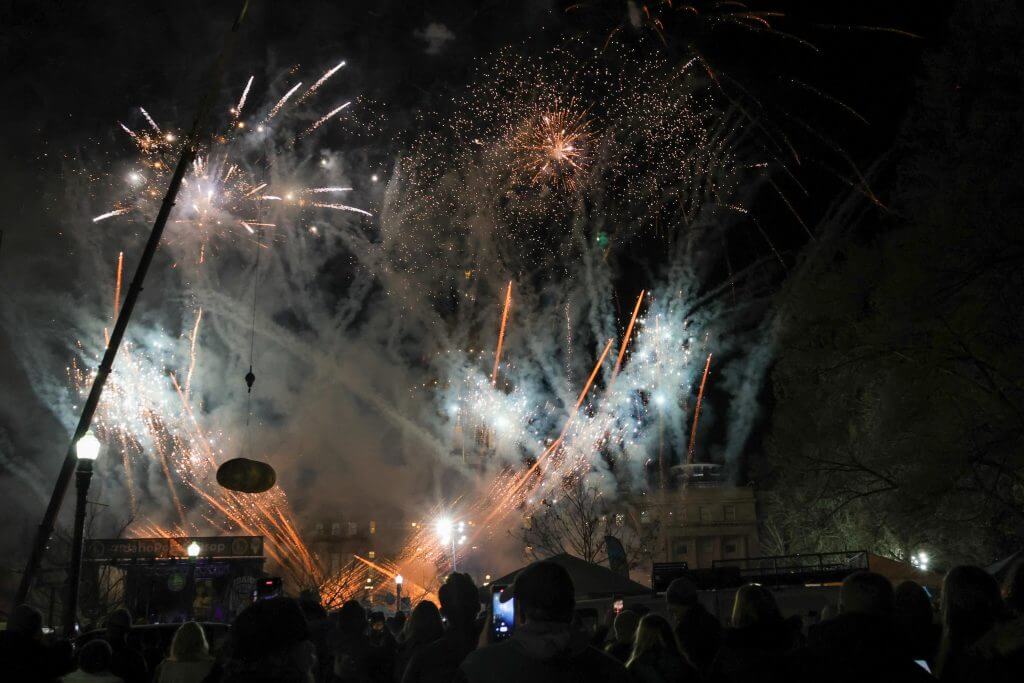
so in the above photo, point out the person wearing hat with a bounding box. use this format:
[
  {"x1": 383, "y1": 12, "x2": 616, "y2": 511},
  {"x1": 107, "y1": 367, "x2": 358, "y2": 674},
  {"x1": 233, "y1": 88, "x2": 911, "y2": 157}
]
[
  {"x1": 664, "y1": 576, "x2": 721, "y2": 676},
  {"x1": 457, "y1": 560, "x2": 629, "y2": 683},
  {"x1": 222, "y1": 596, "x2": 316, "y2": 682}
]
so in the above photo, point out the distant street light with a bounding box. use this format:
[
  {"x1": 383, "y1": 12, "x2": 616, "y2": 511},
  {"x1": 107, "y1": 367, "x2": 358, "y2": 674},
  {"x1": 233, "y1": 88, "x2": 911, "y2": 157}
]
[
  {"x1": 436, "y1": 518, "x2": 467, "y2": 572},
  {"x1": 395, "y1": 574, "x2": 404, "y2": 613},
  {"x1": 187, "y1": 541, "x2": 201, "y2": 559},
  {"x1": 64, "y1": 431, "x2": 101, "y2": 635}
]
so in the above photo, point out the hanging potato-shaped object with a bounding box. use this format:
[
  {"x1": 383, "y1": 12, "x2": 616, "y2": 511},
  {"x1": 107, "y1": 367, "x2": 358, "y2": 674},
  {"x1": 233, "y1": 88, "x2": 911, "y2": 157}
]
[{"x1": 217, "y1": 457, "x2": 277, "y2": 493}]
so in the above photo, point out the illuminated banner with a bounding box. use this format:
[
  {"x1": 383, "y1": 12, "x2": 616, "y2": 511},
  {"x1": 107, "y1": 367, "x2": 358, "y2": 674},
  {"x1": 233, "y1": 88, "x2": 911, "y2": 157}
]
[{"x1": 84, "y1": 536, "x2": 263, "y2": 560}]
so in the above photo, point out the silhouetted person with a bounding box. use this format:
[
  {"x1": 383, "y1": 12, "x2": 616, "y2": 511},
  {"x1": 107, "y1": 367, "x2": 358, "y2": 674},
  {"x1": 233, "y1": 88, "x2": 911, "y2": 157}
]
[
  {"x1": 103, "y1": 609, "x2": 147, "y2": 683},
  {"x1": 222, "y1": 597, "x2": 315, "y2": 682},
  {"x1": 153, "y1": 621, "x2": 214, "y2": 683},
  {"x1": 63, "y1": 640, "x2": 122, "y2": 682},
  {"x1": 795, "y1": 571, "x2": 931, "y2": 683},
  {"x1": 402, "y1": 573, "x2": 480, "y2": 683},
  {"x1": 626, "y1": 614, "x2": 696, "y2": 683},
  {"x1": 457, "y1": 560, "x2": 629, "y2": 683},
  {"x1": 935, "y1": 565, "x2": 1023, "y2": 683},
  {"x1": 711, "y1": 583, "x2": 799, "y2": 683},
  {"x1": 394, "y1": 601, "x2": 443, "y2": 682},
  {"x1": 299, "y1": 590, "x2": 334, "y2": 683},
  {"x1": 0, "y1": 604, "x2": 63, "y2": 682},
  {"x1": 332, "y1": 600, "x2": 379, "y2": 683},
  {"x1": 665, "y1": 576, "x2": 721, "y2": 676},
  {"x1": 603, "y1": 610, "x2": 639, "y2": 663},
  {"x1": 893, "y1": 581, "x2": 939, "y2": 665}
]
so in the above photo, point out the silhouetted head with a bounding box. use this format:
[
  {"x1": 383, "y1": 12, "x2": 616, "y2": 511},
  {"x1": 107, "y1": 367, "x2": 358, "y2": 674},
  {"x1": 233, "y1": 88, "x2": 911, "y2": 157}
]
[
  {"x1": 403, "y1": 600, "x2": 443, "y2": 645},
  {"x1": 438, "y1": 572, "x2": 480, "y2": 628},
  {"x1": 893, "y1": 581, "x2": 934, "y2": 632},
  {"x1": 170, "y1": 621, "x2": 210, "y2": 662},
  {"x1": 336, "y1": 600, "x2": 367, "y2": 637},
  {"x1": 105, "y1": 608, "x2": 133, "y2": 644},
  {"x1": 78, "y1": 639, "x2": 113, "y2": 674},
  {"x1": 839, "y1": 572, "x2": 894, "y2": 617},
  {"x1": 503, "y1": 561, "x2": 574, "y2": 624},
  {"x1": 665, "y1": 576, "x2": 698, "y2": 620},
  {"x1": 7, "y1": 604, "x2": 43, "y2": 640},
  {"x1": 731, "y1": 583, "x2": 782, "y2": 628},
  {"x1": 941, "y1": 565, "x2": 1003, "y2": 645},
  {"x1": 627, "y1": 614, "x2": 680, "y2": 667}
]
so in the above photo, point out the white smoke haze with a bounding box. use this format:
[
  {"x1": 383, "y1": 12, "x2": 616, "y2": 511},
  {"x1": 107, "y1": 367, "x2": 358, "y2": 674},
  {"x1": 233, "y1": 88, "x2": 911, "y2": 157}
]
[{"x1": 1, "y1": 37, "x2": 784, "y2": 583}]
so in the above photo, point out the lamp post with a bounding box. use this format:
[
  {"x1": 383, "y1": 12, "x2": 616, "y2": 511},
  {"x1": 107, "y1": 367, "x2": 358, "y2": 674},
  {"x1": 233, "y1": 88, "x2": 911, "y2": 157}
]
[
  {"x1": 64, "y1": 431, "x2": 100, "y2": 636},
  {"x1": 395, "y1": 574, "x2": 403, "y2": 614},
  {"x1": 435, "y1": 518, "x2": 467, "y2": 573},
  {"x1": 186, "y1": 541, "x2": 200, "y2": 620}
]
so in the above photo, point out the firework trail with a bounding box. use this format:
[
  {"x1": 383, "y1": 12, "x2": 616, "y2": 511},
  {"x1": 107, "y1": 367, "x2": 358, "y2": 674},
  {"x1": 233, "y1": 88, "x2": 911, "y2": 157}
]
[
  {"x1": 266, "y1": 82, "x2": 302, "y2": 121},
  {"x1": 492, "y1": 281, "x2": 512, "y2": 386},
  {"x1": 688, "y1": 352, "x2": 712, "y2": 463}
]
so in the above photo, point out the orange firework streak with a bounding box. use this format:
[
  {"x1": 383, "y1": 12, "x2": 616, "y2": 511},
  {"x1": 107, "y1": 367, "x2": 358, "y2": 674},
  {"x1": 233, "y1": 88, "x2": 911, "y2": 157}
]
[
  {"x1": 480, "y1": 338, "x2": 614, "y2": 530},
  {"x1": 612, "y1": 290, "x2": 645, "y2": 381},
  {"x1": 113, "y1": 251, "x2": 124, "y2": 319},
  {"x1": 491, "y1": 281, "x2": 513, "y2": 386},
  {"x1": 687, "y1": 353, "x2": 713, "y2": 464}
]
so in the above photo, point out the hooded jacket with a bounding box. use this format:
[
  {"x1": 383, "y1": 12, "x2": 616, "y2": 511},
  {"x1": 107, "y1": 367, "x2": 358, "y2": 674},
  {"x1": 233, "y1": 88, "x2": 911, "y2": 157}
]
[{"x1": 457, "y1": 621, "x2": 629, "y2": 683}]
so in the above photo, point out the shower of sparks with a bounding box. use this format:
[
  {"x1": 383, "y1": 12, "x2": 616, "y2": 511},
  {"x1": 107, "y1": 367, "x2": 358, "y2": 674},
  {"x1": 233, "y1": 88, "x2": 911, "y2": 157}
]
[
  {"x1": 139, "y1": 107, "x2": 160, "y2": 132},
  {"x1": 301, "y1": 101, "x2": 351, "y2": 136},
  {"x1": 612, "y1": 290, "x2": 645, "y2": 380},
  {"x1": 687, "y1": 352, "x2": 712, "y2": 464},
  {"x1": 511, "y1": 103, "x2": 594, "y2": 191},
  {"x1": 491, "y1": 281, "x2": 513, "y2": 386},
  {"x1": 234, "y1": 75, "x2": 254, "y2": 116},
  {"x1": 267, "y1": 81, "x2": 303, "y2": 121},
  {"x1": 113, "y1": 251, "x2": 124, "y2": 319},
  {"x1": 312, "y1": 202, "x2": 373, "y2": 217},
  {"x1": 300, "y1": 60, "x2": 347, "y2": 102},
  {"x1": 90, "y1": 61, "x2": 369, "y2": 259},
  {"x1": 93, "y1": 208, "x2": 130, "y2": 223}
]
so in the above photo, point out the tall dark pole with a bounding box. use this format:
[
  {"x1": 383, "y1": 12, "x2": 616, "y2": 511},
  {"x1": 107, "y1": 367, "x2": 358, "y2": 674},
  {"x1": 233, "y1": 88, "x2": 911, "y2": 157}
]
[
  {"x1": 15, "y1": 1, "x2": 249, "y2": 607},
  {"x1": 63, "y1": 460, "x2": 93, "y2": 636}
]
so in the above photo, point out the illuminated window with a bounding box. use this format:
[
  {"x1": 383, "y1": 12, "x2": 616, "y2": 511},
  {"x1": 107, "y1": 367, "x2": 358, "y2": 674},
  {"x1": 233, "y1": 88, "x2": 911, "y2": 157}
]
[
  {"x1": 370, "y1": 520, "x2": 377, "y2": 535},
  {"x1": 368, "y1": 550, "x2": 376, "y2": 559}
]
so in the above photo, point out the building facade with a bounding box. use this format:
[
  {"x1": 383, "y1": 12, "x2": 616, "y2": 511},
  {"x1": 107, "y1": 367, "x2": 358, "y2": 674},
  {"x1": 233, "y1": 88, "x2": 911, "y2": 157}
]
[{"x1": 638, "y1": 464, "x2": 761, "y2": 568}]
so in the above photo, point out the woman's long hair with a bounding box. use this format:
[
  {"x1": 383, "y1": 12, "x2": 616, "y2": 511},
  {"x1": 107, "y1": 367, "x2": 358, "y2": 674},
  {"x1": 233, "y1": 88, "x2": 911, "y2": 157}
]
[
  {"x1": 731, "y1": 583, "x2": 782, "y2": 628},
  {"x1": 627, "y1": 614, "x2": 680, "y2": 667},
  {"x1": 169, "y1": 621, "x2": 211, "y2": 662},
  {"x1": 401, "y1": 600, "x2": 443, "y2": 646}
]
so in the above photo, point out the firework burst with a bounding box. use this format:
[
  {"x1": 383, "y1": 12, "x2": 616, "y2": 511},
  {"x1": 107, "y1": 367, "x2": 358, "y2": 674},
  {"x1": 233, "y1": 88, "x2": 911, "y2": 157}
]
[{"x1": 91, "y1": 59, "x2": 370, "y2": 263}]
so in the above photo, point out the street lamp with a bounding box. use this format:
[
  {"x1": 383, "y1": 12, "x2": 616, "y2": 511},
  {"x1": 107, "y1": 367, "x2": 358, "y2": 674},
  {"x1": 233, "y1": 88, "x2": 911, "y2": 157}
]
[
  {"x1": 186, "y1": 541, "x2": 201, "y2": 621},
  {"x1": 435, "y1": 518, "x2": 467, "y2": 572},
  {"x1": 395, "y1": 574, "x2": 403, "y2": 614},
  {"x1": 64, "y1": 431, "x2": 101, "y2": 636}
]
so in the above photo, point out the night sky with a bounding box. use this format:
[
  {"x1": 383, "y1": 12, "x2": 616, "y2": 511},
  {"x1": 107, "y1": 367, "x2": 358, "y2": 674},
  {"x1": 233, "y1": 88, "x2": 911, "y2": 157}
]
[{"x1": 0, "y1": 0, "x2": 972, "y2": 592}]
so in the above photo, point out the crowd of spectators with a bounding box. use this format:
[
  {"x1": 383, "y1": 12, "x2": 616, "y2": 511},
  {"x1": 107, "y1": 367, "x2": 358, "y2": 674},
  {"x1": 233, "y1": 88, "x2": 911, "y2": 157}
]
[{"x1": 2, "y1": 558, "x2": 1023, "y2": 682}]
